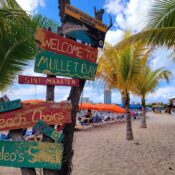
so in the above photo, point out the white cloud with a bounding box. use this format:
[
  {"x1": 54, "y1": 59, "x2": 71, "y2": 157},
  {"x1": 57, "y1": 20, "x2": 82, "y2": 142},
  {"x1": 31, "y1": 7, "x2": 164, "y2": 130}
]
[
  {"x1": 147, "y1": 86, "x2": 175, "y2": 103},
  {"x1": 104, "y1": 0, "x2": 151, "y2": 45},
  {"x1": 112, "y1": 90, "x2": 121, "y2": 103},
  {"x1": 151, "y1": 48, "x2": 175, "y2": 74},
  {"x1": 16, "y1": 0, "x2": 45, "y2": 14},
  {"x1": 104, "y1": 0, "x2": 150, "y2": 32},
  {"x1": 104, "y1": 0, "x2": 124, "y2": 16},
  {"x1": 105, "y1": 29, "x2": 124, "y2": 45},
  {"x1": 104, "y1": 0, "x2": 160, "y2": 46},
  {"x1": 124, "y1": 0, "x2": 149, "y2": 31}
]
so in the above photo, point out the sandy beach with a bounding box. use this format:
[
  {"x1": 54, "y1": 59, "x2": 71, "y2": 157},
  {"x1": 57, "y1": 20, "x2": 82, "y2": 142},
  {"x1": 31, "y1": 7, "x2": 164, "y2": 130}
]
[
  {"x1": 0, "y1": 112, "x2": 175, "y2": 175},
  {"x1": 72, "y1": 112, "x2": 175, "y2": 175}
]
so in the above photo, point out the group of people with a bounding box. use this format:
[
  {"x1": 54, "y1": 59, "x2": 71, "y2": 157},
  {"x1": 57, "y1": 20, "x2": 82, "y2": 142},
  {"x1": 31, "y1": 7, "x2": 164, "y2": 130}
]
[{"x1": 77, "y1": 109, "x2": 127, "y2": 126}]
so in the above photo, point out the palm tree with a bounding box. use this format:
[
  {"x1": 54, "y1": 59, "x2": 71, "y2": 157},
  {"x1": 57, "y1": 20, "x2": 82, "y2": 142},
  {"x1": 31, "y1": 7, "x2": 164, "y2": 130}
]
[
  {"x1": 0, "y1": 0, "x2": 57, "y2": 91},
  {"x1": 133, "y1": 67, "x2": 171, "y2": 128},
  {"x1": 96, "y1": 36, "x2": 149, "y2": 140},
  {"x1": 113, "y1": 0, "x2": 175, "y2": 50}
]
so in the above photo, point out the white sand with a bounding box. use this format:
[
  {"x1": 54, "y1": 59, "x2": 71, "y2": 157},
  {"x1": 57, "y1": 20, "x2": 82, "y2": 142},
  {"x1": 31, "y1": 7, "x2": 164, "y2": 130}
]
[
  {"x1": 0, "y1": 112, "x2": 175, "y2": 175},
  {"x1": 72, "y1": 112, "x2": 175, "y2": 175}
]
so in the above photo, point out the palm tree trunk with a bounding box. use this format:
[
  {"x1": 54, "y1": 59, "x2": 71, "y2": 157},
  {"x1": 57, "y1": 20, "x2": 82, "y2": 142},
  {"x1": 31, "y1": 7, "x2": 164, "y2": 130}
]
[
  {"x1": 124, "y1": 93, "x2": 134, "y2": 140},
  {"x1": 140, "y1": 97, "x2": 147, "y2": 128},
  {"x1": 58, "y1": 79, "x2": 85, "y2": 175}
]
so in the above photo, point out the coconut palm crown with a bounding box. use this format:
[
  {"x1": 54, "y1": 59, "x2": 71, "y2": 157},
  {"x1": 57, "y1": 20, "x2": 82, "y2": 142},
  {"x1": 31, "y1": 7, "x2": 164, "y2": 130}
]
[{"x1": 133, "y1": 67, "x2": 171, "y2": 128}]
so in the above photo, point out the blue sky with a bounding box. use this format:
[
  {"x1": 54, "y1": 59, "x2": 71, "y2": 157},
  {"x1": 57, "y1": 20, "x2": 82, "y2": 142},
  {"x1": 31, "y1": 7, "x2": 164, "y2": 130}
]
[{"x1": 3, "y1": 0, "x2": 175, "y2": 104}]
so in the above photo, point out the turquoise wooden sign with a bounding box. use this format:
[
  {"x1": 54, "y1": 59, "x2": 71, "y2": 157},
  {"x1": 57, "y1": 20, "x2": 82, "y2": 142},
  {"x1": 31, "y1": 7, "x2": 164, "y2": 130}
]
[
  {"x1": 34, "y1": 51, "x2": 97, "y2": 80},
  {"x1": 34, "y1": 120, "x2": 64, "y2": 143},
  {"x1": 0, "y1": 99, "x2": 21, "y2": 113},
  {"x1": 0, "y1": 141, "x2": 63, "y2": 169}
]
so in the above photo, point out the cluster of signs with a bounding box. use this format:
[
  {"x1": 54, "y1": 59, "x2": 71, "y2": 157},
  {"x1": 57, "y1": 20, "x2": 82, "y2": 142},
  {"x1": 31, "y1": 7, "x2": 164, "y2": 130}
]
[
  {"x1": 0, "y1": 100, "x2": 71, "y2": 169},
  {"x1": 0, "y1": 3, "x2": 108, "y2": 170},
  {"x1": 34, "y1": 28, "x2": 98, "y2": 80}
]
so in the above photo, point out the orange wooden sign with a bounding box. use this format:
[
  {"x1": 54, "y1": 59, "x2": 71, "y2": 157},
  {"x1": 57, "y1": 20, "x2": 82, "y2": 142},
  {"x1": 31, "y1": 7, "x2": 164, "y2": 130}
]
[
  {"x1": 35, "y1": 28, "x2": 98, "y2": 63},
  {"x1": 0, "y1": 101, "x2": 72, "y2": 131},
  {"x1": 64, "y1": 4, "x2": 107, "y2": 33}
]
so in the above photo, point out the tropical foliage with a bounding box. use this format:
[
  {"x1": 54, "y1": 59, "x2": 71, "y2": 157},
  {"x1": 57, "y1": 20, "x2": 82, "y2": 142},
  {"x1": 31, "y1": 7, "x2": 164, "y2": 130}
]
[
  {"x1": 133, "y1": 67, "x2": 171, "y2": 128},
  {"x1": 0, "y1": 0, "x2": 58, "y2": 91},
  {"x1": 96, "y1": 34, "x2": 150, "y2": 140},
  {"x1": 114, "y1": 0, "x2": 175, "y2": 49}
]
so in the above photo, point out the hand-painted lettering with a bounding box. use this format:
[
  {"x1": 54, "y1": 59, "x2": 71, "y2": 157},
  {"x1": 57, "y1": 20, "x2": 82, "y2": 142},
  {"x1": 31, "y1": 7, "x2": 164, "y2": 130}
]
[{"x1": 35, "y1": 28, "x2": 98, "y2": 63}]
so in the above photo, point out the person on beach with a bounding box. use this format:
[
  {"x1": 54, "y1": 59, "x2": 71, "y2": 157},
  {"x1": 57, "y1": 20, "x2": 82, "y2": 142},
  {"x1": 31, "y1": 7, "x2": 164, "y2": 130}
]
[{"x1": 85, "y1": 109, "x2": 93, "y2": 125}]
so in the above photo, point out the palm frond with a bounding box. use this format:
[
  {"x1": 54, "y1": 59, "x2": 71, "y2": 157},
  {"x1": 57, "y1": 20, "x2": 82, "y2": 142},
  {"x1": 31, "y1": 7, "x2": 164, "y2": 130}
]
[
  {"x1": 145, "y1": 0, "x2": 175, "y2": 28},
  {"x1": 0, "y1": 1, "x2": 58, "y2": 91},
  {"x1": 32, "y1": 15, "x2": 58, "y2": 32},
  {"x1": 114, "y1": 27, "x2": 175, "y2": 50},
  {"x1": 96, "y1": 37, "x2": 149, "y2": 96},
  {"x1": 133, "y1": 67, "x2": 171, "y2": 98}
]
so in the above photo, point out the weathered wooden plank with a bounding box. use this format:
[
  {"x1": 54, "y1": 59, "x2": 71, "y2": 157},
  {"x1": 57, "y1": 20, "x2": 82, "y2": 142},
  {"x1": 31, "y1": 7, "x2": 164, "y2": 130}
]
[
  {"x1": 33, "y1": 120, "x2": 64, "y2": 142},
  {"x1": 0, "y1": 101, "x2": 72, "y2": 131},
  {"x1": 64, "y1": 4, "x2": 107, "y2": 33},
  {"x1": 0, "y1": 99, "x2": 21, "y2": 113},
  {"x1": 0, "y1": 141, "x2": 63, "y2": 169},
  {"x1": 34, "y1": 51, "x2": 97, "y2": 80},
  {"x1": 35, "y1": 28, "x2": 98, "y2": 63},
  {"x1": 18, "y1": 75, "x2": 80, "y2": 86}
]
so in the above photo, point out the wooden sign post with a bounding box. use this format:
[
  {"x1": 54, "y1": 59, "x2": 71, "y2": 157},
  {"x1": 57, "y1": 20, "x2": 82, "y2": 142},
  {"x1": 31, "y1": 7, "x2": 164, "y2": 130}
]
[
  {"x1": 0, "y1": 101, "x2": 72, "y2": 131},
  {"x1": 0, "y1": 99, "x2": 21, "y2": 113},
  {"x1": 56, "y1": 2, "x2": 111, "y2": 175},
  {"x1": 0, "y1": 141, "x2": 63, "y2": 169},
  {"x1": 34, "y1": 51, "x2": 97, "y2": 80},
  {"x1": 18, "y1": 75, "x2": 80, "y2": 86},
  {"x1": 34, "y1": 120, "x2": 64, "y2": 143}
]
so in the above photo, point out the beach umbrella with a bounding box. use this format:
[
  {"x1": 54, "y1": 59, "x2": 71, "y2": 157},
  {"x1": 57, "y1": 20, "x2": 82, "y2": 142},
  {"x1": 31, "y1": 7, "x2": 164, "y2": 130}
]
[
  {"x1": 107, "y1": 104, "x2": 125, "y2": 113},
  {"x1": 79, "y1": 103, "x2": 99, "y2": 110},
  {"x1": 93, "y1": 104, "x2": 125, "y2": 113},
  {"x1": 79, "y1": 103, "x2": 125, "y2": 113}
]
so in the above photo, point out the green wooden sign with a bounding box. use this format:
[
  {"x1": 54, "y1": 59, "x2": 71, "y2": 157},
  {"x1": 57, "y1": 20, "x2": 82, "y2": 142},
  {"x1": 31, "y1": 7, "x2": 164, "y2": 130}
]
[
  {"x1": 34, "y1": 120, "x2": 64, "y2": 143},
  {"x1": 0, "y1": 141, "x2": 63, "y2": 169},
  {"x1": 34, "y1": 51, "x2": 97, "y2": 80},
  {"x1": 0, "y1": 99, "x2": 21, "y2": 113}
]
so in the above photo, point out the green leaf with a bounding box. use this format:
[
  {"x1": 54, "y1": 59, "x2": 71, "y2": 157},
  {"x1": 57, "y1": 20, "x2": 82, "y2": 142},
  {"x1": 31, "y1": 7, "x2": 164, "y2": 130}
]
[{"x1": 0, "y1": 0, "x2": 58, "y2": 91}]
